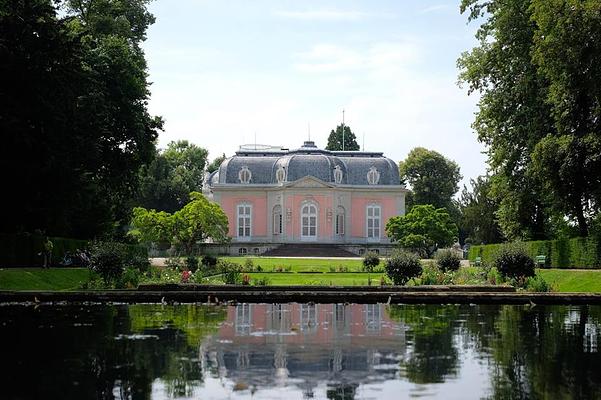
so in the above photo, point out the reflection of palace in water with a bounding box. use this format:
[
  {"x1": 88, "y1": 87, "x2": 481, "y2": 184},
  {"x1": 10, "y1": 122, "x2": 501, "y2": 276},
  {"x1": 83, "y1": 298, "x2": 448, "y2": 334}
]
[{"x1": 199, "y1": 303, "x2": 407, "y2": 397}]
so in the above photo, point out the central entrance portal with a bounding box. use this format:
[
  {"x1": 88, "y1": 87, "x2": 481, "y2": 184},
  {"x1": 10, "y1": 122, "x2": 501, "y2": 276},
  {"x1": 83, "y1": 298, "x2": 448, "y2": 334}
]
[{"x1": 300, "y1": 203, "x2": 317, "y2": 241}]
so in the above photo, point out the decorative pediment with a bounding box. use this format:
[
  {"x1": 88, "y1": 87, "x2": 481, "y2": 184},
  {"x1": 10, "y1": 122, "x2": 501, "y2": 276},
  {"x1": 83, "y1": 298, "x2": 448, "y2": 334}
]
[{"x1": 285, "y1": 175, "x2": 335, "y2": 189}]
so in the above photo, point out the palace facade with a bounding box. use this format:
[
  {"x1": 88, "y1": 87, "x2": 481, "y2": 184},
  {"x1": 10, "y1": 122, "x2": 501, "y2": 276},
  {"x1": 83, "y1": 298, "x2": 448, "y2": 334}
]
[{"x1": 206, "y1": 141, "x2": 407, "y2": 255}]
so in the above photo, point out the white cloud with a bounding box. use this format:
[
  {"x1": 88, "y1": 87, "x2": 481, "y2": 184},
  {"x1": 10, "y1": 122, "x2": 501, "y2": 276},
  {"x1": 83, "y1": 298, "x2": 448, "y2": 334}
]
[
  {"x1": 293, "y1": 41, "x2": 420, "y2": 75},
  {"x1": 273, "y1": 9, "x2": 389, "y2": 21},
  {"x1": 419, "y1": 4, "x2": 453, "y2": 14}
]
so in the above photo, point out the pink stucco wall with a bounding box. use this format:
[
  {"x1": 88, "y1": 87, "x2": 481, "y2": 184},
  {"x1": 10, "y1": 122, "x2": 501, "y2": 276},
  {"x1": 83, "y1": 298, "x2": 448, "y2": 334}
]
[
  {"x1": 350, "y1": 197, "x2": 397, "y2": 239},
  {"x1": 219, "y1": 193, "x2": 268, "y2": 237}
]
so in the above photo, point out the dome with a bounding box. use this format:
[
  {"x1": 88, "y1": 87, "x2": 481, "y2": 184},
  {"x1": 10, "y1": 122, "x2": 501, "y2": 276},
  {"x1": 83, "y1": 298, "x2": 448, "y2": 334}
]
[{"x1": 213, "y1": 141, "x2": 401, "y2": 186}]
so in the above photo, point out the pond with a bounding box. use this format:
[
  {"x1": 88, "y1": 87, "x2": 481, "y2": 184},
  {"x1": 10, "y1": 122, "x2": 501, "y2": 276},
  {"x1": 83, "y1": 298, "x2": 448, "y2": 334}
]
[{"x1": 1, "y1": 302, "x2": 600, "y2": 399}]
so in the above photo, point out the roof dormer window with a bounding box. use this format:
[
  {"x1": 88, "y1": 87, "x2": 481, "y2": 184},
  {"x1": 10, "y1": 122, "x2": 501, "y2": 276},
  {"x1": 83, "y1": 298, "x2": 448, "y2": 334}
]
[{"x1": 239, "y1": 166, "x2": 252, "y2": 184}]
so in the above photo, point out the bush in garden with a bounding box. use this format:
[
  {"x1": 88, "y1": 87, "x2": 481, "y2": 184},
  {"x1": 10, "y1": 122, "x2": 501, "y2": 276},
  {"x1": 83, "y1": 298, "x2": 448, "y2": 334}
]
[
  {"x1": 115, "y1": 267, "x2": 141, "y2": 289},
  {"x1": 244, "y1": 258, "x2": 254, "y2": 271},
  {"x1": 436, "y1": 249, "x2": 461, "y2": 272},
  {"x1": 186, "y1": 256, "x2": 199, "y2": 273},
  {"x1": 89, "y1": 241, "x2": 130, "y2": 284},
  {"x1": 242, "y1": 274, "x2": 250, "y2": 285},
  {"x1": 385, "y1": 250, "x2": 423, "y2": 285},
  {"x1": 525, "y1": 275, "x2": 552, "y2": 292},
  {"x1": 493, "y1": 243, "x2": 535, "y2": 280},
  {"x1": 362, "y1": 251, "x2": 380, "y2": 272},
  {"x1": 253, "y1": 276, "x2": 271, "y2": 286},
  {"x1": 201, "y1": 254, "x2": 218, "y2": 268},
  {"x1": 218, "y1": 260, "x2": 242, "y2": 284}
]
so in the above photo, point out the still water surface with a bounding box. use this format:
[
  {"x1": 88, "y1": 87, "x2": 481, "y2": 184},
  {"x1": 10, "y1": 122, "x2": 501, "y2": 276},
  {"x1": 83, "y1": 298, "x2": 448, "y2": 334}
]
[{"x1": 1, "y1": 303, "x2": 600, "y2": 399}]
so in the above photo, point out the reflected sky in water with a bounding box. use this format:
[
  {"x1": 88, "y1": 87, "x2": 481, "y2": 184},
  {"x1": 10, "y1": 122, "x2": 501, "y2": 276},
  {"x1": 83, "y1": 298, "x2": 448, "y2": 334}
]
[{"x1": 1, "y1": 303, "x2": 600, "y2": 399}]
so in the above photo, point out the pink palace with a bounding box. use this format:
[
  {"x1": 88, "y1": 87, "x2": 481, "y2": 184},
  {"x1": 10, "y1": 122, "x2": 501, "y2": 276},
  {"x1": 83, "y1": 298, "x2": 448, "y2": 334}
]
[{"x1": 206, "y1": 141, "x2": 407, "y2": 255}]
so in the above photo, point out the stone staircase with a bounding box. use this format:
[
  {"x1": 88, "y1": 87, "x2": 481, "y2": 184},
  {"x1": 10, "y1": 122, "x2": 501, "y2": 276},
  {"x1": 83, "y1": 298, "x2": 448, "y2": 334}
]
[{"x1": 262, "y1": 244, "x2": 357, "y2": 257}]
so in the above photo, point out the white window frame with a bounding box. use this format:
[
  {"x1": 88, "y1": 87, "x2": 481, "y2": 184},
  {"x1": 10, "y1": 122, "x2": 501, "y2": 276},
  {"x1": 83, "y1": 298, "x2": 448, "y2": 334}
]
[
  {"x1": 237, "y1": 203, "x2": 252, "y2": 241},
  {"x1": 300, "y1": 201, "x2": 318, "y2": 241},
  {"x1": 366, "y1": 204, "x2": 381, "y2": 242}
]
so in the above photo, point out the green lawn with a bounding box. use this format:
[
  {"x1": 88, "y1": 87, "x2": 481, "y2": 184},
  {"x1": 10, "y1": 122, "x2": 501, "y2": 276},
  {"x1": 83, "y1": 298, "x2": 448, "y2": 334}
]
[
  {"x1": 538, "y1": 269, "x2": 601, "y2": 292},
  {"x1": 221, "y1": 256, "x2": 370, "y2": 272},
  {"x1": 246, "y1": 272, "x2": 383, "y2": 286},
  {"x1": 0, "y1": 268, "x2": 90, "y2": 291},
  {"x1": 2, "y1": 266, "x2": 601, "y2": 293}
]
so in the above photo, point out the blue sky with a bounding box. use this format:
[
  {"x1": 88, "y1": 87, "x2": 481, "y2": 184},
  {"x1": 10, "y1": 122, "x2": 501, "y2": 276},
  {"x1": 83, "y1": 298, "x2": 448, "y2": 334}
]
[{"x1": 143, "y1": 0, "x2": 487, "y2": 189}]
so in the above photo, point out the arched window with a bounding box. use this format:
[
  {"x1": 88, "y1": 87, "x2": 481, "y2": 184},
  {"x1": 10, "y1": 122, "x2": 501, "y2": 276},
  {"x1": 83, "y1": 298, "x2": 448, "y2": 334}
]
[
  {"x1": 273, "y1": 205, "x2": 283, "y2": 235},
  {"x1": 333, "y1": 165, "x2": 343, "y2": 184},
  {"x1": 237, "y1": 203, "x2": 252, "y2": 239},
  {"x1": 301, "y1": 202, "x2": 318, "y2": 240},
  {"x1": 238, "y1": 247, "x2": 248, "y2": 255},
  {"x1": 335, "y1": 206, "x2": 345, "y2": 236},
  {"x1": 367, "y1": 166, "x2": 380, "y2": 185},
  {"x1": 275, "y1": 166, "x2": 286, "y2": 183},
  {"x1": 238, "y1": 166, "x2": 252, "y2": 183},
  {"x1": 366, "y1": 204, "x2": 381, "y2": 240}
]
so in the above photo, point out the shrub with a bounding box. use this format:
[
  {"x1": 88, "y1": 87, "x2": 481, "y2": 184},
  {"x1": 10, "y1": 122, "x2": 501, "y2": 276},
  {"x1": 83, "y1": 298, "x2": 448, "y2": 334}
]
[
  {"x1": 436, "y1": 249, "x2": 461, "y2": 272},
  {"x1": 525, "y1": 275, "x2": 552, "y2": 292},
  {"x1": 420, "y1": 262, "x2": 455, "y2": 285},
  {"x1": 493, "y1": 243, "x2": 536, "y2": 280},
  {"x1": 89, "y1": 241, "x2": 130, "y2": 283},
  {"x1": 186, "y1": 256, "x2": 199, "y2": 273},
  {"x1": 362, "y1": 251, "x2": 380, "y2": 272},
  {"x1": 115, "y1": 267, "x2": 141, "y2": 289},
  {"x1": 218, "y1": 260, "x2": 242, "y2": 284},
  {"x1": 201, "y1": 254, "x2": 218, "y2": 268},
  {"x1": 253, "y1": 276, "x2": 271, "y2": 286},
  {"x1": 385, "y1": 250, "x2": 423, "y2": 285},
  {"x1": 165, "y1": 257, "x2": 186, "y2": 270},
  {"x1": 241, "y1": 274, "x2": 251, "y2": 285},
  {"x1": 244, "y1": 258, "x2": 254, "y2": 271}
]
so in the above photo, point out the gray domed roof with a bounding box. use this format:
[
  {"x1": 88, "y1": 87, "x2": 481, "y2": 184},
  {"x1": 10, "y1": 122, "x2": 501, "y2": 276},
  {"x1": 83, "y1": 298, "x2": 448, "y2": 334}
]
[{"x1": 213, "y1": 141, "x2": 401, "y2": 186}]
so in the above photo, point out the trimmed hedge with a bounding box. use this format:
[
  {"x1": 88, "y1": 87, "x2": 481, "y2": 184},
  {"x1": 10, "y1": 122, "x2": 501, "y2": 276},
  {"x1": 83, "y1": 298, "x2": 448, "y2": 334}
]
[
  {"x1": 468, "y1": 237, "x2": 601, "y2": 269},
  {"x1": 0, "y1": 233, "x2": 147, "y2": 268}
]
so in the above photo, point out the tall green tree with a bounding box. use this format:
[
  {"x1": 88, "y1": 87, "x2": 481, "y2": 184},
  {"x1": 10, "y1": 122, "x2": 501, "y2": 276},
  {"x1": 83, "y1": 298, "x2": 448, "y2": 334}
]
[
  {"x1": 458, "y1": 0, "x2": 601, "y2": 239},
  {"x1": 386, "y1": 205, "x2": 458, "y2": 258},
  {"x1": 130, "y1": 192, "x2": 229, "y2": 254},
  {"x1": 458, "y1": 0, "x2": 554, "y2": 241},
  {"x1": 137, "y1": 141, "x2": 209, "y2": 213},
  {"x1": 207, "y1": 153, "x2": 226, "y2": 174},
  {"x1": 325, "y1": 124, "x2": 360, "y2": 151},
  {"x1": 459, "y1": 176, "x2": 504, "y2": 245},
  {"x1": 399, "y1": 148, "x2": 462, "y2": 212},
  {"x1": 0, "y1": 0, "x2": 161, "y2": 238},
  {"x1": 529, "y1": 0, "x2": 601, "y2": 236}
]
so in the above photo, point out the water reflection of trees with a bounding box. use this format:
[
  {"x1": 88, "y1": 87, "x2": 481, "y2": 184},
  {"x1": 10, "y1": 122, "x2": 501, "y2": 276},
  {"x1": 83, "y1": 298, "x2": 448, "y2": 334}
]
[
  {"x1": 387, "y1": 304, "x2": 601, "y2": 399},
  {"x1": 387, "y1": 305, "x2": 460, "y2": 384},
  {"x1": 1, "y1": 304, "x2": 226, "y2": 400},
  {"x1": 4, "y1": 303, "x2": 601, "y2": 399},
  {"x1": 476, "y1": 305, "x2": 601, "y2": 400}
]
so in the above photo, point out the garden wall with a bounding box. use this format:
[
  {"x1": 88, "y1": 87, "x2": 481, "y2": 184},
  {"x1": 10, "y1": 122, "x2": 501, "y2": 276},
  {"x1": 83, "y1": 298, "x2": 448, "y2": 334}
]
[
  {"x1": 468, "y1": 237, "x2": 601, "y2": 269},
  {"x1": 0, "y1": 233, "x2": 147, "y2": 268}
]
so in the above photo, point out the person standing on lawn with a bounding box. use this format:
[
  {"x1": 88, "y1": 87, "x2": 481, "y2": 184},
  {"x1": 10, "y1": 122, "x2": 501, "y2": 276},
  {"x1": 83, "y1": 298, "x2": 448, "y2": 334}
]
[{"x1": 43, "y1": 237, "x2": 53, "y2": 269}]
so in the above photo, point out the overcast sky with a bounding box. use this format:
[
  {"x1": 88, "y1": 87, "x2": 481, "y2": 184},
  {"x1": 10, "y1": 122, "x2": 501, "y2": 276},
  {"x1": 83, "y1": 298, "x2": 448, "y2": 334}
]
[{"x1": 143, "y1": 0, "x2": 488, "y2": 190}]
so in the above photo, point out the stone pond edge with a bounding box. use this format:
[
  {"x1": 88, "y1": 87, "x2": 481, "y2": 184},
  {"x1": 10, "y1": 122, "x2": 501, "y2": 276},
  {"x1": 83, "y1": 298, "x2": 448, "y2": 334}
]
[{"x1": 1, "y1": 285, "x2": 601, "y2": 305}]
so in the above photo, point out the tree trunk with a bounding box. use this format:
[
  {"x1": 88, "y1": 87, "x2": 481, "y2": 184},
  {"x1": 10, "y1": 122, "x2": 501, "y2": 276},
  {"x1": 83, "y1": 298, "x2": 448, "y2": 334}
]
[{"x1": 576, "y1": 204, "x2": 588, "y2": 237}]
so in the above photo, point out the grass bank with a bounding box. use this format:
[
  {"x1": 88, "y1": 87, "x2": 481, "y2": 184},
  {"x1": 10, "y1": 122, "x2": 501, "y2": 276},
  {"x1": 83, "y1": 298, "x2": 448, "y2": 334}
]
[
  {"x1": 2, "y1": 266, "x2": 601, "y2": 293},
  {"x1": 0, "y1": 268, "x2": 90, "y2": 291},
  {"x1": 220, "y1": 256, "x2": 368, "y2": 272},
  {"x1": 538, "y1": 269, "x2": 601, "y2": 292}
]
